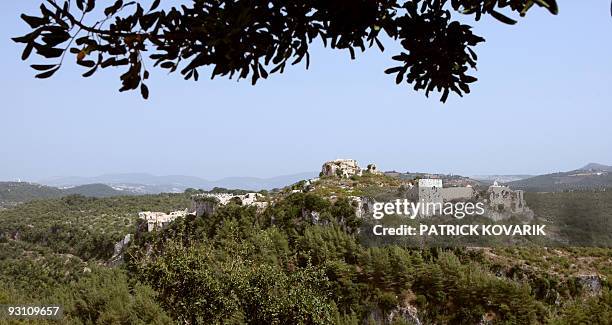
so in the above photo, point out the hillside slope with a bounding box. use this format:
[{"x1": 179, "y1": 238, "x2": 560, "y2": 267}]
[
  {"x1": 0, "y1": 182, "x2": 135, "y2": 207},
  {"x1": 63, "y1": 183, "x2": 129, "y2": 197},
  {"x1": 505, "y1": 163, "x2": 612, "y2": 192},
  {"x1": 0, "y1": 182, "x2": 63, "y2": 205}
]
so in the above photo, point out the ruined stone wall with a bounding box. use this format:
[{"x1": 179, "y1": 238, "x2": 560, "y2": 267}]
[
  {"x1": 487, "y1": 184, "x2": 525, "y2": 213},
  {"x1": 321, "y1": 159, "x2": 362, "y2": 178},
  {"x1": 441, "y1": 187, "x2": 475, "y2": 201},
  {"x1": 139, "y1": 210, "x2": 189, "y2": 231}
]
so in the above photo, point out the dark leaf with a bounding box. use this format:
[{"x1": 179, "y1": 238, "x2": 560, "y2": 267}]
[
  {"x1": 22, "y1": 42, "x2": 34, "y2": 60},
  {"x1": 42, "y1": 31, "x2": 71, "y2": 47},
  {"x1": 75, "y1": 36, "x2": 91, "y2": 46},
  {"x1": 440, "y1": 89, "x2": 450, "y2": 103},
  {"x1": 384, "y1": 67, "x2": 402, "y2": 74},
  {"x1": 82, "y1": 65, "x2": 98, "y2": 77},
  {"x1": 150, "y1": 0, "x2": 160, "y2": 11},
  {"x1": 21, "y1": 14, "x2": 46, "y2": 28},
  {"x1": 86, "y1": 0, "x2": 95, "y2": 13},
  {"x1": 141, "y1": 83, "x2": 149, "y2": 99},
  {"x1": 35, "y1": 66, "x2": 60, "y2": 79},
  {"x1": 375, "y1": 38, "x2": 384, "y2": 52},
  {"x1": 259, "y1": 64, "x2": 268, "y2": 79},
  {"x1": 101, "y1": 57, "x2": 116, "y2": 68},
  {"x1": 104, "y1": 0, "x2": 124, "y2": 16},
  {"x1": 462, "y1": 75, "x2": 477, "y2": 83},
  {"x1": 76, "y1": 0, "x2": 84, "y2": 12},
  {"x1": 77, "y1": 60, "x2": 96, "y2": 68},
  {"x1": 12, "y1": 33, "x2": 34, "y2": 44},
  {"x1": 467, "y1": 48, "x2": 478, "y2": 60},
  {"x1": 30, "y1": 64, "x2": 57, "y2": 71},
  {"x1": 36, "y1": 45, "x2": 64, "y2": 58},
  {"x1": 395, "y1": 70, "x2": 404, "y2": 84},
  {"x1": 489, "y1": 10, "x2": 517, "y2": 25},
  {"x1": 533, "y1": 0, "x2": 559, "y2": 15},
  {"x1": 160, "y1": 62, "x2": 174, "y2": 69}
]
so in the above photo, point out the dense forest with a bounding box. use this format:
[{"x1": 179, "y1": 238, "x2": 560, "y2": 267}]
[{"x1": 1, "y1": 185, "x2": 611, "y2": 324}]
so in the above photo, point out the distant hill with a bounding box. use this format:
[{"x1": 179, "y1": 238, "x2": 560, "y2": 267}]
[
  {"x1": 0, "y1": 182, "x2": 63, "y2": 205},
  {"x1": 39, "y1": 172, "x2": 318, "y2": 193},
  {"x1": 0, "y1": 182, "x2": 134, "y2": 207},
  {"x1": 580, "y1": 163, "x2": 612, "y2": 172},
  {"x1": 507, "y1": 163, "x2": 612, "y2": 192},
  {"x1": 62, "y1": 183, "x2": 130, "y2": 198},
  {"x1": 471, "y1": 175, "x2": 533, "y2": 184}
]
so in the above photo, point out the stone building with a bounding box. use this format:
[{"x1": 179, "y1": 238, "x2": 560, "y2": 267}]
[
  {"x1": 402, "y1": 179, "x2": 477, "y2": 216},
  {"x1": 191, "y1": 196, "x2": 218, "y2": 218},
  {"x1": 321, "y1": 159, "x2": 363, "y2": 178},
  {"x1": 365, "y1": 164, "x2": 383, "y2": 175},
  {"x1": 417, "y1": 179, "x2": 443, "y2": 216},
  {"x1": 487, "y1": 182, "x2": 525, "y2": 213}
]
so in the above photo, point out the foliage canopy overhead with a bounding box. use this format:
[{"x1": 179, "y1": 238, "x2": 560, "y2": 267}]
[{"x1": 13, "y1": 0, "x2": 558, "y2": 102}]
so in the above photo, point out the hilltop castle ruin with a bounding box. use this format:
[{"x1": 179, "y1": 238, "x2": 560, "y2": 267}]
[{"x1": 321, "y1": 159, "x2": 381, "y2": 178}]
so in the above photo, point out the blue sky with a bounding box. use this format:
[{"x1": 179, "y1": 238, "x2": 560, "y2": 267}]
[{"x1": 1, "y1": 1, "x2": 611, "y2": 181}]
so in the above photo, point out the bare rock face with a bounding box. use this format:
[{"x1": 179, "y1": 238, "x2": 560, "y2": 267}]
[
  {"x1": 107, "y1": 233, "x2": 132, "y2": 266},
  {"x1": 114, "y1": 234, "x2": 132, "y2": 256},
  {"x1": 365, "y1": 305, "x2": 421, "y2": 325},
  {"x1": 387, "y1": 305, "x2": 421, "y2": 325},
  {"x1": 576, "y1": 274, "x2": 603, "y2": 296},
  {"x1": 477, "y1": 311, "x2": 497, "y2": 325},
  {"x1": 192, "y1": 196, "x2": 218, "y2": 217}
]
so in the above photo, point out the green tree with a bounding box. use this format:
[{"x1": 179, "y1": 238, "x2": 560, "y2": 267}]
[{"x1": 13, "y1": 0, "x2": 558, "y2": 101}]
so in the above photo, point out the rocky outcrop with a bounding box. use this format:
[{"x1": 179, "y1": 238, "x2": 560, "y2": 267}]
[
  {"x1": 365, "y1": 305, "x2": 421, "y2": 325},
  {"x1": 576, "y1": 274, "x2": 603, "y2": 296},
  {"x1": 387, "y1": 305, "x2": 421, "y2": 325},
  {"x1": 107, "y1": 233, "x2": 132, "y2": 266}
]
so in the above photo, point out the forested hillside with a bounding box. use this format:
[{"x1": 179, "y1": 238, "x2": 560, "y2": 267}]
[
  {"x1": 0, "y1": 182, "x2": 135, "y2": 208},
  {"x1": 1, "y1": 189, "x2": 611, "y2": 324},
  {"x1": 0, "y1": 182, "x2": 63, "y2": 207}
]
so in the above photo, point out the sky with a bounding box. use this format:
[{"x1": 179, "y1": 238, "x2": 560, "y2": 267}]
[{"x1": 1, "y1": 1, "x2": 611, "y2": 181}]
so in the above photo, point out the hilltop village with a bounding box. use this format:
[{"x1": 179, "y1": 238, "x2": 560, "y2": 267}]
[{"x1": 138, "y1": 159, "x2": 528, "y2": 232}]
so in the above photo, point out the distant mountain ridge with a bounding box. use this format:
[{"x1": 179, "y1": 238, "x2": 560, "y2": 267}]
[
  {"x1": 40, "y1": 172, "x2": 319, "y2": 194},
  {"x1": 16, "y1": 162, "x2": 612, "y2": 197},
  {"x1": 580, "y1": 162, "x2": 612, "y2": 172},
  {"x1": 471, "y1": 174, "x2": 534, "y2": 183},
  {"x1": 0, "y1": 182, "x2": 130, "y2": 207},
  {"x1": 507, "y1": 163, "x2": 612, "y2": 192},
  {"x1": 63, "y1": 184, "x2": 134, "y2": 197}
]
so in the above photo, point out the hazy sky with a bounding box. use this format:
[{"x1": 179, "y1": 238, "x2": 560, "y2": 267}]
[{"x1": 1, "y1": 1, "x2": 611, "y2": 181}]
